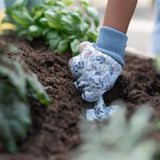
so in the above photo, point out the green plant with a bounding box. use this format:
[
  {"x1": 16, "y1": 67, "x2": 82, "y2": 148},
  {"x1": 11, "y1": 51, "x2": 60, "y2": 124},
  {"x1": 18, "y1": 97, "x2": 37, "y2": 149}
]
[
  {"x1": 5, "y1": 0, "x2": 99, "y2": 56},
  {"x1": 0, "y1": 56, "x2": 50, "y2": 153},
  {"x1": 70, "y1": 105, "x2": 156, "y2": 160},
  {"x1": 154, "y1": 55, "x2": 160, "y2": 74}
]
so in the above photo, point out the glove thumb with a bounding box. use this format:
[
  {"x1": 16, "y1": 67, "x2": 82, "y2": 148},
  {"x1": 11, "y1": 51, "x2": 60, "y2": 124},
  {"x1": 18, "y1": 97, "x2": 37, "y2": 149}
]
[{"x1": 79, "y1": 41, "x2": 91, "y2": 53}]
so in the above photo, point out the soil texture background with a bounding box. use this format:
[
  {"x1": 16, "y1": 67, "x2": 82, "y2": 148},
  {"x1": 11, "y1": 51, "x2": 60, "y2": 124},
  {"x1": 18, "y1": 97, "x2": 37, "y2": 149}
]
[{"x1": 0, "y1": 36, "x2": 160, "y2": 160}]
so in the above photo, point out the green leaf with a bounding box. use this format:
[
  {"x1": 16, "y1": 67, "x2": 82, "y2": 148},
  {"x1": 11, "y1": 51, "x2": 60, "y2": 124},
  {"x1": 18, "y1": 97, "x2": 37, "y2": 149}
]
[
  {"x1": 55, "y1": 39, "x2": 69, "y2": 54},
  {"x1": 28, "y1": 25, "x2": 42, "y2": 37},
  {"x1": 34, "y1": 10, "x2": 43, "y2": 20},
  {"x1": 53, "y1": 1, "x2": 65, "y2": 7},
  {"x1": 69, "y1": 11, "x2": 81, "y2": 23},
  {"x1": 48, "y1": 36, "x2": 61, "y2": 50},
  {"x1": 60, "y1": 15, "x2": 74, "y2": 32},
  {"x1": 39, "y1": 17, "x2": 48, "y2": 26},
  {"x1": 0, "y1": 112, "x2": 13, "y2": 140},
  {"x1": 67, "y1": 35, "x2": 76, "y2": 41},
  {"x1": 12, "y1": 0, "x2": 29, "y2": 10},
  {"x1": 5, "y1": 139, "x2": 18, "y2": 153},
  {"x1": 12, "y1": 11, "x2": 34, "y2": 28},
  {"x1": 71, "y1": 39, "x2": 80, "y2": 56},
  {"x1": 84, "y1": 18, "x2": 91, "y2": 26},
  {"x1": 8, "y1": 102, "x2": 31, "y2": 138},
  {"x1": 34, "y1": 0, "x2": 43, "y2": 5},
  {"x1": 27, "y1": 35, "x2": 33, "y2": 41},
  {"x1": 57, "y1": 9, "x2": 68, "y2": 15},
  {"x1": 80, "y1": 22, "x2": 89, "y2": 34},
  {"x1": 26, "y1": 74, "x2": 50, "y2": 106},
  {"x1": 87, "y1": 28, "x2": 98, "y2": 42},
  {"x1": 43, "y1": 0, "x2": 54, "y2": 5},
  {"x1": 61, "y1": 0, "x2": 74, "y2": 5},
  {"x1": 0, "y1": 97, "x2": 30, "y2": 153},
  {"x1": 85, "y1": 6, "x2": 99, "y2": 27},
  {"x1": 80, "y1": 0, "x2": 91, "y2": 7},
  {"x1": 42, "y1": 28, "x2": 50, "y2": 36},
  {"x1": 45, "y1": 10, "x2": 61, "y2": 29},
  {"x1": 0, "y1": 57, "x2": 27, "y2": 98},
  {"x1": 5, "y1": 44, "x2": 22, "y2": 54},
  {"x1": 18, "y1": 30, "x2": 28, "y2": 38},
  {"x1": 154, "y1": 55, "x2": 160, "y2": 74},
  {"x1": 31, "y1": 5, "x2": 46, "y2": 15},
  {"x1": 22, "y1": 6, "x2": 30, "y2": 15},
  {"x1": 46, "y1": 30, "x2": 58, "y2": 39}
]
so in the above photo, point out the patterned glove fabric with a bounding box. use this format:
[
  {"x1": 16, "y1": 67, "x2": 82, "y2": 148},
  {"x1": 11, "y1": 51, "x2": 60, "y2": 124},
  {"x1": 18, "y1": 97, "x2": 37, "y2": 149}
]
[
  {"x1": 86, "y1": 96, "x2": 119, "y2": 121},
  {"x1": 68, "y1": 42, "x2": 122, "y2": 102},
  {"x1": 69, "y1": 26, "x2": 127, "y2": 102}
]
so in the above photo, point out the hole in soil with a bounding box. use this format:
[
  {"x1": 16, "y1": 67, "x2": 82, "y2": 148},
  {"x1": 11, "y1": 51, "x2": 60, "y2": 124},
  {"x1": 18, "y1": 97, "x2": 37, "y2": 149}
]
[
  {"x1": 45, "y1": 60, "x2": 54, "y2": 68},
  {"x1": 135, "y1": 74, "x2": 149, "y2": 83},
  {"x1": 30, "y1": 38, "x2": 48, "y2": 51},
  {"x1": 151, "y1": 81, "x2": 160, "y2": 94}
]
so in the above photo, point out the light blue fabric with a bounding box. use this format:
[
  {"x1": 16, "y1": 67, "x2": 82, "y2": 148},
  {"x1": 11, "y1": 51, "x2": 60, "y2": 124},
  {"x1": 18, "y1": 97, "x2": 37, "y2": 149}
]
[
  {"x1": 150, "y1": 0, "x2": 160, "y2": 53},
  {"x1": 93, "y1": 26, "x2": 128, "y2": 66},
  {"x1": 68, "y1": 43, "x2": 122, "y2": 102}
]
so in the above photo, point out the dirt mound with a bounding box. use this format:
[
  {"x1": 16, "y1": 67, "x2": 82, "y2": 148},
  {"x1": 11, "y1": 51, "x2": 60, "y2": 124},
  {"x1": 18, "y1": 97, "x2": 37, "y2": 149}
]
[
  {"x1": 0, "y1": 36, "x2": 160, "y2": 159},
  {"x1": 104, "y1": 54, "x2": 160, "y2": 117}
]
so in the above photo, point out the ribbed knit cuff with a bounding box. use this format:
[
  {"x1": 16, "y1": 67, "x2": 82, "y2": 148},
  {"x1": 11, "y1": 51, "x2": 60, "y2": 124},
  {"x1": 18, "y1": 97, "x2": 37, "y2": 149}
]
[{"x1": 93, "y1": 26, "x2": 128, "y2": 66}]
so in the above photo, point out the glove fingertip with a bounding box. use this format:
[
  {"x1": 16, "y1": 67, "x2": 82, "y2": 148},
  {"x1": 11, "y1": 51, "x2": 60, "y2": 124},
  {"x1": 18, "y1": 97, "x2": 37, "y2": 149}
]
[{"x1": 82, "y1": 93, "x2": 98, "y2": 103}]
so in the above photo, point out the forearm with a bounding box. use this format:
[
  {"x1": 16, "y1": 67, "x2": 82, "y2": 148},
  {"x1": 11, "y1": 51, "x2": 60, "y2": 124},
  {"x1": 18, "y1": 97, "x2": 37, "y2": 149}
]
[{"x1": 103, "y1": 0, "x2": 138, "y2": 34}]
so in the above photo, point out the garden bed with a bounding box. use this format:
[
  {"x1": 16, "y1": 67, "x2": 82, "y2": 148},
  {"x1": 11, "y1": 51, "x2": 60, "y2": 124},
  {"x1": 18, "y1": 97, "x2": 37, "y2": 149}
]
[{"x1": 1, "y1": 36, "x2": 160, "y2": 160}]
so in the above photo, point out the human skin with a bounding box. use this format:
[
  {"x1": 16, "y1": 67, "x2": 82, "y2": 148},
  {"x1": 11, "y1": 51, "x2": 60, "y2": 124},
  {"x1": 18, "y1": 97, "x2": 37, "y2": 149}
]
[{"x1": 103, "y1": 0, "x2": 138, "y2": 34}]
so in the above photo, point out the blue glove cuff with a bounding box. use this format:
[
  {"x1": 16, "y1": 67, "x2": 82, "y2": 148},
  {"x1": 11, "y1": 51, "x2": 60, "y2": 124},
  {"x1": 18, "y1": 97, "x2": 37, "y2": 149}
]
[{"x1": 93, "y1": 26, "x2": 128, "y2": 66}]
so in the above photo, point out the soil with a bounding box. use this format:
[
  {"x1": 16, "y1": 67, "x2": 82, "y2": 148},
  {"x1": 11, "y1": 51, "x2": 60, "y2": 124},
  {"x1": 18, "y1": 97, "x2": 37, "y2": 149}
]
[{"x1": 1, "y1": 36, "x2": 160, "y2": 160}]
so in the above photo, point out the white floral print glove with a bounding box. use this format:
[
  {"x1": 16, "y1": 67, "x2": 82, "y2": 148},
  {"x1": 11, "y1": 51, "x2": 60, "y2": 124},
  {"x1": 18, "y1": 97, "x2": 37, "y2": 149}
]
[
  {"x1": 68, "y1": 42, "x2": 122, "y2": 102},
  {"x1": 68, "y1": 27, "x2": 127, "y2": 102}
]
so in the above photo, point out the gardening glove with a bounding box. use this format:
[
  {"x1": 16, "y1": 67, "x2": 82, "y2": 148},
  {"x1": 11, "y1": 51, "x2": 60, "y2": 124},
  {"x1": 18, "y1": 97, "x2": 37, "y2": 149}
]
[
  {"x1": 150, "y1": 0, "x2": 160, "y2": 53},
  {"x1": 68, "y1": 26, "x2": 128, "y2": 102},
  {"x1": 86, "y1": 96, "x2": 119, "y2": 121}
]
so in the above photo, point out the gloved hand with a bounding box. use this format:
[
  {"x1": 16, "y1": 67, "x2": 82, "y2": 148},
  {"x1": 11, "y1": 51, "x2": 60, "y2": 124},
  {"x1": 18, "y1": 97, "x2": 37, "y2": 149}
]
[{"x1": 68, "y1": 27, "x2": 127, "y2": 102}]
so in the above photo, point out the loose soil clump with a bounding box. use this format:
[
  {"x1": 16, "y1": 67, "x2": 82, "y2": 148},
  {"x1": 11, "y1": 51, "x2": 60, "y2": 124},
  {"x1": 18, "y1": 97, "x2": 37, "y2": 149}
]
[{"x1": 0, "y1": 36, "x2": 160, "y2": 160}]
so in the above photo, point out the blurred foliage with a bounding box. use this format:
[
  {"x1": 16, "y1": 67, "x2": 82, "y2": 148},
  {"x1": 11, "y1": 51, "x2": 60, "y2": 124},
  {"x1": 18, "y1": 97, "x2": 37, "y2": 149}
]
[
  {"x1": 70, "y1": 106, "x2": 157, "y2": 160},
  {"x1": 0, "y1": 9, "x2": 16, "y2": 35},
  {"x1": 4, "y1": 43, "x2": 22, "y2": 53},
  {"x1": 153, "y1": 118, "x2": 160, "y2": 131},
  {"x1": 0, "y1": 56, "x2": 50, "y2": 153},
  {"x1": 5, "y1": 0, "x2": 99, "y2": 56},
  {"x1": 154, "y1": 55, "x2": 160, "y2": 74}
]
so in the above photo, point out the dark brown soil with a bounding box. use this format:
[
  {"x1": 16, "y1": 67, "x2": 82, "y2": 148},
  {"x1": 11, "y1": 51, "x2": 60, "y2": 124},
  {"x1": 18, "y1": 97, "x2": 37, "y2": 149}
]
[
  {"x1": 1, "y1": 36, "x2": 160, "y2": 159},
  {"x1": 104, "y1": 54, "x2": 160, "y2": 117}
]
